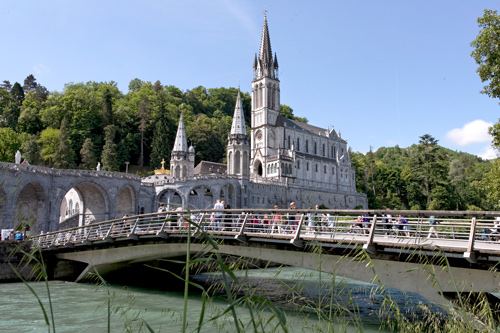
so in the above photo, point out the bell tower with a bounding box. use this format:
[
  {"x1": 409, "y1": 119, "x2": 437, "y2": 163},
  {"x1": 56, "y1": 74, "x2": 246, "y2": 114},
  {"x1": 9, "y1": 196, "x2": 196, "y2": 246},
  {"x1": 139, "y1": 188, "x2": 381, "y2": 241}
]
[
  {"x1": 250, "y1": 13, "x2": 280, "y2": 177},
  {"x1": 227, "y1": 89, "x2": 250, "y2": 177}
]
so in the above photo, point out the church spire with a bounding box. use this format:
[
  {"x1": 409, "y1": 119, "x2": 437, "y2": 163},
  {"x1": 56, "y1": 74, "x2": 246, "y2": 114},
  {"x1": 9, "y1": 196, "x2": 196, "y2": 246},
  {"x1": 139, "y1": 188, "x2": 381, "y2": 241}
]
[
  {"x1": 173, "y1": 113, "x2": 188, "y2": 152},
  {"x1": 255, "y1": 13, "x2": 277, "y2": 80},
  {"x1": 230, "y1": 89, "x2": 246, "y2": 135}
]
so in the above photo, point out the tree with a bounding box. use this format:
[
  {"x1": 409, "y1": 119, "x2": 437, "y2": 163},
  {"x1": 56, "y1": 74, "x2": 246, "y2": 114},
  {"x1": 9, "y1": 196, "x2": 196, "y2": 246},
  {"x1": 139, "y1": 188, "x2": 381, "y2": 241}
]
[
  {"x1": 80, "y1": 137, "x2": 97, "y2": 169},
  {"x1": 0, "y1": 80, "x2": 12, "y2": 92},
  {"x1": 0, "y1": 128, "x2": 29, "y2": 162},
  {"x1": 22, "y1": 135, "x2": 42, "y2": 166},
  {"x1": 150, "y1": 95, "x2": 173, "y2": 169},
  {"x1": 410, "y1": 134, "x2": 450, "y2": 208},
  {"x1": 18, "y1": 103, "x2": 43, "y2": 134},
  {"x1": 128, "y1": 78, "x2": 144, "y2": 93},
  {"x1": 137, "y1": 97, "x2": 151, "y2": 166},
  {"x1": 53, "y1": 117, "x2": 76, "y2": 169},
  {"x1": 101, "y1": 125, "x2": 120, "y2": 171},
  {"x1": 102, "y1": 87, "x2": 114, "y2": 127},
  {"x1": 471, "y1": 10, "x2": 500, "y2": 99},
  {"x1": 38, "y1": 128, "x2": 60, "y2": 166}
]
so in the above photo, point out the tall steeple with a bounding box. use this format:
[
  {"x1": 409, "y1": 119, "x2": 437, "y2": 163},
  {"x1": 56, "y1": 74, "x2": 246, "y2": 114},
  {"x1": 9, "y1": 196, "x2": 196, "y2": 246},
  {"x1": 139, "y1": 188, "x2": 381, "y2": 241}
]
[
  {"x1": 254, "y1": 13, "x2": 278, "y2": 80},
  {"x1": 170, "y1": 112, "x2": 194, "y2": 179},
  {"x1": 172, "y1": 112, "x2": 188, "y2": 152},
  {"x1": 230, "y1": 89, "x2": 246, "y2": 135}
]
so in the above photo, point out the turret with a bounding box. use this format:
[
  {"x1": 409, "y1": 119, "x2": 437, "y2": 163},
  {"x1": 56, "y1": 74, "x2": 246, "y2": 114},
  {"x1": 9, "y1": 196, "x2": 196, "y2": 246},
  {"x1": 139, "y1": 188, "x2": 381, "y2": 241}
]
[{"x1": 170, "y1": 113, "x2": 194, "y2": 178}]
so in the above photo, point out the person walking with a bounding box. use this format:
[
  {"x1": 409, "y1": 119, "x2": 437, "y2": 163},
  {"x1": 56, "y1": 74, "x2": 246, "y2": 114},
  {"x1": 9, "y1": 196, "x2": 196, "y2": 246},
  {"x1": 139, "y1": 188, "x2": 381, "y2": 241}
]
[
  {"x1": 213, "y1": 199, "x2": 224, "y2": 231},
  {"x1": 427, "y1": 215, "x2": 439, "y2": 239}
]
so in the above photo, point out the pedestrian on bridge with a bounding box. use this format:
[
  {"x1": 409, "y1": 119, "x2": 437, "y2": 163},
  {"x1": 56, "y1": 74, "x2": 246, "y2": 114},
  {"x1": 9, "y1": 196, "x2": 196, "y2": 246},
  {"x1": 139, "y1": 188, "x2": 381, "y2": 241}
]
[{"x1": 427, "y1": 215, "x2": 439, "y2": 239}]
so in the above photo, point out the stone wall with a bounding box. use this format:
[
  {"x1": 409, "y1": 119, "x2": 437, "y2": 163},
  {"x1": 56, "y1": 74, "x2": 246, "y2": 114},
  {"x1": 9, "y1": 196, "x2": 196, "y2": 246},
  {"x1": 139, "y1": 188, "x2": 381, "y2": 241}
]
[{"x1": 0, "y1": 241, "x2": 36, "y2": 282}]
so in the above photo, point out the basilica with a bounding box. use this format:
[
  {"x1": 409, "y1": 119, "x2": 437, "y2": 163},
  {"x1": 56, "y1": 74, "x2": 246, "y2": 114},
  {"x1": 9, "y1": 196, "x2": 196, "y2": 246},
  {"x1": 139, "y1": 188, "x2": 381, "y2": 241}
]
[{"x1": 140, "y1": 15, "x2": 367, "y2": 212}]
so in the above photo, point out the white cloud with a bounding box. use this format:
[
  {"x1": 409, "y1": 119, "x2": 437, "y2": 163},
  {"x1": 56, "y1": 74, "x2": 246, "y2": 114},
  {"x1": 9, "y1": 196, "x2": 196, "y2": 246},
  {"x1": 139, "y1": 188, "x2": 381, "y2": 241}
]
[
  {"x1": 444, "y1": 120, "x2": 493, "y2": 146},
  {"x1": 478, "y1": 146, "x2": 498, "y2": 160},
  {"x1": 32, "y1": 64, "x2": 50, "y2": 75}
]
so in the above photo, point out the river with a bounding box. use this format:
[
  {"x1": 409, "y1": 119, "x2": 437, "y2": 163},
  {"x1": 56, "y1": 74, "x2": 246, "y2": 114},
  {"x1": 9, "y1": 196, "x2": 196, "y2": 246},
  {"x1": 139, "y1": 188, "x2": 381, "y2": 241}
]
[{"x1": 0, "y1": 267, "x2": 438, "y2": 332}]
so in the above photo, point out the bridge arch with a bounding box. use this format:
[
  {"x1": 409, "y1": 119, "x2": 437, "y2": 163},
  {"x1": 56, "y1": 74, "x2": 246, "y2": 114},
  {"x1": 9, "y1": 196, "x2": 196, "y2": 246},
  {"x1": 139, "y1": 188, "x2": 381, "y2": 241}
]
[
  {"x1": 57, "y1": 181, "x2": 110, "y2": 227},
  {"x1": 0, "y1": 187, "x2": 7, "y2": 229},
  {"x1": 14, "y1": 182, "x2": 46, "y2": 232},
  {"x1": 188, "y1": 185, "x2": 214, "y2": 209},
  {"x1": 157, "y1": 189, "x2": 184, "y2": 211},
  {"x1": 116, "y1": 185, "x2": 136, "y2": 217}
]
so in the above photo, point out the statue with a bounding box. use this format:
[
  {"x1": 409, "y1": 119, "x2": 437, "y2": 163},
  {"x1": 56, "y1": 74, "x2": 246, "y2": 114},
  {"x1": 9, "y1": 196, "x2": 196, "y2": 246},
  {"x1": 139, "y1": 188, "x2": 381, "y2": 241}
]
[
  {"x1": 96, "y1": 162, "x2": 101, "y2": 171},
  {"x1": 15, "y1": 150, "x2": 21, "y2": 164}
]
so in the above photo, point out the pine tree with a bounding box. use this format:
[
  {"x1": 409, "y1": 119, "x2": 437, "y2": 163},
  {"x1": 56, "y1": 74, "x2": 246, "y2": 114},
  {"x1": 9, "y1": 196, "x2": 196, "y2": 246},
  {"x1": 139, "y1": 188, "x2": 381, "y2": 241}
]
[
  {"x1": 101, "y1": 125, "x2": 119, "y2": 171},
  {"x1": 54, "y1": 117, "x2": 76, "y2": 169},
  {"x1": 22, "y1": 135, "x2": 42, "y2": 166},
  {"x1": 102, "y1": 87, "x2": 113, "y2": 127},
  {"x1": 150, "y1": 95, "x2": 172, "y2": 169},
  {"x1": 80, "y1": 137, "x2": 97, "y2": 169},
  {"x1": 137, "y1": 97, "x2": 151, "y2": 167}
]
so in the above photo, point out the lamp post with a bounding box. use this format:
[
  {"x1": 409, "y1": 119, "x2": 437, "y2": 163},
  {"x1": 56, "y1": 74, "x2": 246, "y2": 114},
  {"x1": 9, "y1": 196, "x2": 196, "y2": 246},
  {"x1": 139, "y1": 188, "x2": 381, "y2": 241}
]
[{"x1": 125, "y1": 162, "x2": 130, "y2": 173}]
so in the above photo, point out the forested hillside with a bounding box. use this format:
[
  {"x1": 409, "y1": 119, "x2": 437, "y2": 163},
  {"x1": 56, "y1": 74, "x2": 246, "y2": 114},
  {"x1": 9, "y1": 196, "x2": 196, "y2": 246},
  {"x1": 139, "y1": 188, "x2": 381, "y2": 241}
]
[
  {"x1": 350, "y1": 135, "x2": 495, "y2": 211},
  {"x1": 0, "y1": 75, "x2": 497, "y2": 211},
  {"x1": 0, "y1": 76, "x2": 306, "y2": 173}
]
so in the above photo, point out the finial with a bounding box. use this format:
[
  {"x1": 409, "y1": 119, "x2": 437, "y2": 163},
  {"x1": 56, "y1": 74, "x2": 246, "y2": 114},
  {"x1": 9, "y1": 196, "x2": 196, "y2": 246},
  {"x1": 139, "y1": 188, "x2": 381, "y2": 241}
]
[
  {"x1": 238, "y1": 78, "x2": 240, "y2": 90},
  {"x1": 264, "y1": 7, "x2": 267, "y2": 17}
]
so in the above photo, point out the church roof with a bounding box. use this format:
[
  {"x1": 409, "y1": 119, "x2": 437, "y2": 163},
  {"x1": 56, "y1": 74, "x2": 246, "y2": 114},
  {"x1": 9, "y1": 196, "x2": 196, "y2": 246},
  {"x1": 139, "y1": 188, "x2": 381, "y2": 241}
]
[
  {"x1": 194, "y1": 161, "x2": 227, "y2": 175},
  {"x1": 230, "y1": 89, "x2": 246, "y2": 135},
  {"x1": 172, "y1": 113, "x2": 188, "y2": 152},
  {"x1": 281, "y1": 117, "x2": 332, "y2": 137}
]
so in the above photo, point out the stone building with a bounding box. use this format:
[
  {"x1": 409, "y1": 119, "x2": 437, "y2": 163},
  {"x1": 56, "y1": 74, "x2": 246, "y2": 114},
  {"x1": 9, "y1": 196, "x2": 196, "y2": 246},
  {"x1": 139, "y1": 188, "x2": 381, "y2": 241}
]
[{"x1": 140, "y1": 14, "x2": 367, "y2": 212}]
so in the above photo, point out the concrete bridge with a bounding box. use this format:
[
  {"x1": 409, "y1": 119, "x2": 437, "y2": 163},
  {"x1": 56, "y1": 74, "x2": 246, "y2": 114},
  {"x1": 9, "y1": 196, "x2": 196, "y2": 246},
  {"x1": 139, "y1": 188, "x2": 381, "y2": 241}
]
[
  {"x1": 31, "y1": 209, "x2": 500, "y2": 306},
  {"x1": 0, "y1": 162, "x2": 141, "y2": 233}
]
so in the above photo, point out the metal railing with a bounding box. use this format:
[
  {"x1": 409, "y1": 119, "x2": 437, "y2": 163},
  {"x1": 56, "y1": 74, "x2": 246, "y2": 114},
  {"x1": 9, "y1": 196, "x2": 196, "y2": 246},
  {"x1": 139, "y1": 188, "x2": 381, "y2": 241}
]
[{"x1": 30, "y1": 209, "x2": 500, "y2": 260}]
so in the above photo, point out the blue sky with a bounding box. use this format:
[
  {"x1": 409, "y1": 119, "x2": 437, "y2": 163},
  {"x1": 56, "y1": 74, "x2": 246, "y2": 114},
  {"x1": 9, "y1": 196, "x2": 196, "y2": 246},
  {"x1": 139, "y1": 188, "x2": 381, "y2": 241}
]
[{"x1": 2, "y1": 1, "x2": 500, "y2": 159}]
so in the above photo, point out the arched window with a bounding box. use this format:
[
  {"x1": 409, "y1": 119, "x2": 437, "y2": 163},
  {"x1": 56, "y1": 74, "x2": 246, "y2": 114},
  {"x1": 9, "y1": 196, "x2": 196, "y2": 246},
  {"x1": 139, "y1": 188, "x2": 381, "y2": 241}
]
[
  {"x1": 287, "y1": 136, "x2": 291, "y2": 149},
  {"x1": 297, "y1": 160, "x2": 300, "y2": 169},
  {"x1": 306, "y1": 140, "x2": 309, "y2": 153},
  {"x1": 296, "y1": 138, "x2": 300, "y2": 151},
  {"x1": 322, "y1": 144, "x2": 325, "y2": 156},
  {"x1": 324, "y1": 165, "x2": 327, "y2": 173},
  {"x1": 307, "y1": 162, "x2": 309, "y2": 171},
  {"x1": 314, "y1": 142, "x2": 317, "y2": 155},
  {"x1": 315, "y1": 164, "x2": 318, "y2": 172}
]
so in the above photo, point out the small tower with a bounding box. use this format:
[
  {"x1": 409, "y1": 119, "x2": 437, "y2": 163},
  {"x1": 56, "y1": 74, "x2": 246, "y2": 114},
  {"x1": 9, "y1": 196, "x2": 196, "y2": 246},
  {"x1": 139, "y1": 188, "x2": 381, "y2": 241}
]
[
  {"x1": 227, "y1": 89, "x2": 250, "y2": 177},
  {"x1": 170, "y1": 113, "x2": 194, "y2": 178}
]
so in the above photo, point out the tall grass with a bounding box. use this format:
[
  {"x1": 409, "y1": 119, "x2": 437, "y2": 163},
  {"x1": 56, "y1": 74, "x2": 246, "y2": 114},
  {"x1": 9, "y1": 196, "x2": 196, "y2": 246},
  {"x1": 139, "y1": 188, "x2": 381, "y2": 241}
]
[{"x1": 11, "y1": 212, "x2": 500, "y2": 332}]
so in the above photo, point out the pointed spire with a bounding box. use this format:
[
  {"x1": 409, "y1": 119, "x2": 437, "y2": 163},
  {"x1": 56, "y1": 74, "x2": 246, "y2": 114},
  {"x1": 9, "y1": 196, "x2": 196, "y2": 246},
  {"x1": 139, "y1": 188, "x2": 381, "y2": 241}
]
[
  {"x1": 230, "y1": 89, "x2": 246, "y2": 135},
  {"x1": 253, "y1": 53, "x2": 258, "y2": 70},
  {"x1": 173, "y1": 113, "x2": 188, "y2": 152},
  {"x1": 274, "y1": 52, "x2": 279, "y2": 69},
  {"x1": 255, "y1": 13, "x2": 277, "y2": 79}
]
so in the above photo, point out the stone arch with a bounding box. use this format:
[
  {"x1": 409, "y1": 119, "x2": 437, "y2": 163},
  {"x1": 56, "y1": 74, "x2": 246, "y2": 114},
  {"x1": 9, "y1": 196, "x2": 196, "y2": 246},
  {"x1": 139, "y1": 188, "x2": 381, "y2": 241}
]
[
  {"x1": 15, "y1": 182, "x2": 46, "y2": 232},
  {"x1": 116, "y1": 185, "x2": 136, "y2": 218},
  {"x1": 0, "y1": 187, "x2": 7, "y2": 229},
  {"x1": 254, "y1": 160, "x2": 263, "y2": 176},
  {"x1": 175, "y1": 165, "x2": 181, "y2": 178},
  {"x1": 235, "y1": 151, "x2": 240, "y2": 174},
  {"x1": 242, "y1": 151, "x2": 249, "y2": 175},
  {"x1": 158, "y1": 188, "x2": 183, "y2": 211},
  {"x1": 227, "y1": 151, "x2": 233, "y2": 174},
  {"x1": 59, "y1": 188, "x2": 84, "y2": 227},
  {"x1": 189, "y1": 185, "x2": 214, "y2": 209},
  {"x1": 57, "y1": 182, "x2": 110, "y2": 227},
  {"x1": 182, "y1": 165, "x2": 187, "y2": 178}
]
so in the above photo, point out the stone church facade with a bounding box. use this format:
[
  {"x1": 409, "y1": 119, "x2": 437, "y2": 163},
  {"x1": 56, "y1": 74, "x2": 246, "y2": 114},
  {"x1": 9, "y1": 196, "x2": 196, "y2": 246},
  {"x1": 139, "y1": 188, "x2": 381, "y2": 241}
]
[{"x1": 139, "y1": 15, "x2": 367, "y2": 212}]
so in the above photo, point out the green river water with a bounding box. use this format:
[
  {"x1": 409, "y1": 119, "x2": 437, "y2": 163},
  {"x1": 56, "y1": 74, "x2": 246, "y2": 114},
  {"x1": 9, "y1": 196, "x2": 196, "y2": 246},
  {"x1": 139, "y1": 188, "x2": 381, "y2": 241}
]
[{"x1": 0, "y1": 267, "x2": 437, "y2": 332}]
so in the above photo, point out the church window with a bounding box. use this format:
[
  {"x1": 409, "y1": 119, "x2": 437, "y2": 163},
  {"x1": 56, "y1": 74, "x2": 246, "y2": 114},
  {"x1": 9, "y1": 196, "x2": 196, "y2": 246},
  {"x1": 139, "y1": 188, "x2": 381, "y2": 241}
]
[
  {"x1": 334, "y1": 147, "x2": 337, "y2": 160},
  {"x1": 296, "y1": 138, "x2": 300, "y2": 151},
  {"x1": 332, "y1": 167, "x2": 335, "y2": 175},
  {"x1": 287, "y1": 136, "x2": 291, "y2": 149},
  {"x1": 306, "y1": 140, "x2": 309, "y2": 153},
  {"x1": 297, "y1": 160, "x2": 300, "y2": 169},
  {"x1": 307, "y1": 162, "x2": 309, "y2": 171},
  {"x1": 324, "y1": 165, "x2": 327, "y2": 173},
  {"x1": 314, "y1": 142, "x2": 317, "y2": 155},
  {"x1": 315, "y1": 164, "x2": 318, "y2": 172},
  {"x1": 331, "y1": 146, "x2": 333, "y2": 158},
  {"x1": 322, "y1": 144, "x2": 325, "y2": 156}
]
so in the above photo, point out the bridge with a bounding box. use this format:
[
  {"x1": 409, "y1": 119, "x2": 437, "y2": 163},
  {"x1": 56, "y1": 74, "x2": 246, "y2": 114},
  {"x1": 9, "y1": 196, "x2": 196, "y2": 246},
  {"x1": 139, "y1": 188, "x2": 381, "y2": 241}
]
[
  {"x1": 0, "y1": 162, "x2": 141, "y2": 233},
  {"x1": 31, "y1": 209, "x2": 500, "y2": 306}
]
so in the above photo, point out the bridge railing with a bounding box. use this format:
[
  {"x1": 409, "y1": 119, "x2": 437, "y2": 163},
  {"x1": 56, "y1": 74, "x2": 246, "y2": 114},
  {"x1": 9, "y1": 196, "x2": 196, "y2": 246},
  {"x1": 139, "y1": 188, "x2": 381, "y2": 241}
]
[{"x1": 30, "y1": 210, "x2": 500, "y2": 259}]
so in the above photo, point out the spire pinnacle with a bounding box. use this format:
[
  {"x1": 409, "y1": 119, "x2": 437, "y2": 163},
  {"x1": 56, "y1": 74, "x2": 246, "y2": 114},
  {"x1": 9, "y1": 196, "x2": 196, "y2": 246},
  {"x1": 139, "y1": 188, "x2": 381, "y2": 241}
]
[
  {"x1": 230, "y1": 89, "x2": 246, "y2": 135},
  {"x1": 255, "y1": 13, "x2": 277, "y2": 79},
  {"x1": 173, "y1": 113, "x2": 188, "y2": 152}
]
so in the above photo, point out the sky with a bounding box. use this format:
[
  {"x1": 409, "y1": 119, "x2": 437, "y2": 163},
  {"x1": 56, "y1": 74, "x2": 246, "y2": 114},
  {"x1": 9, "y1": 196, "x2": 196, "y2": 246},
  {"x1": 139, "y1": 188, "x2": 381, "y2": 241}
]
[{"x1": 2, "y1": 1, "x2": 500, "y2": 159}]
